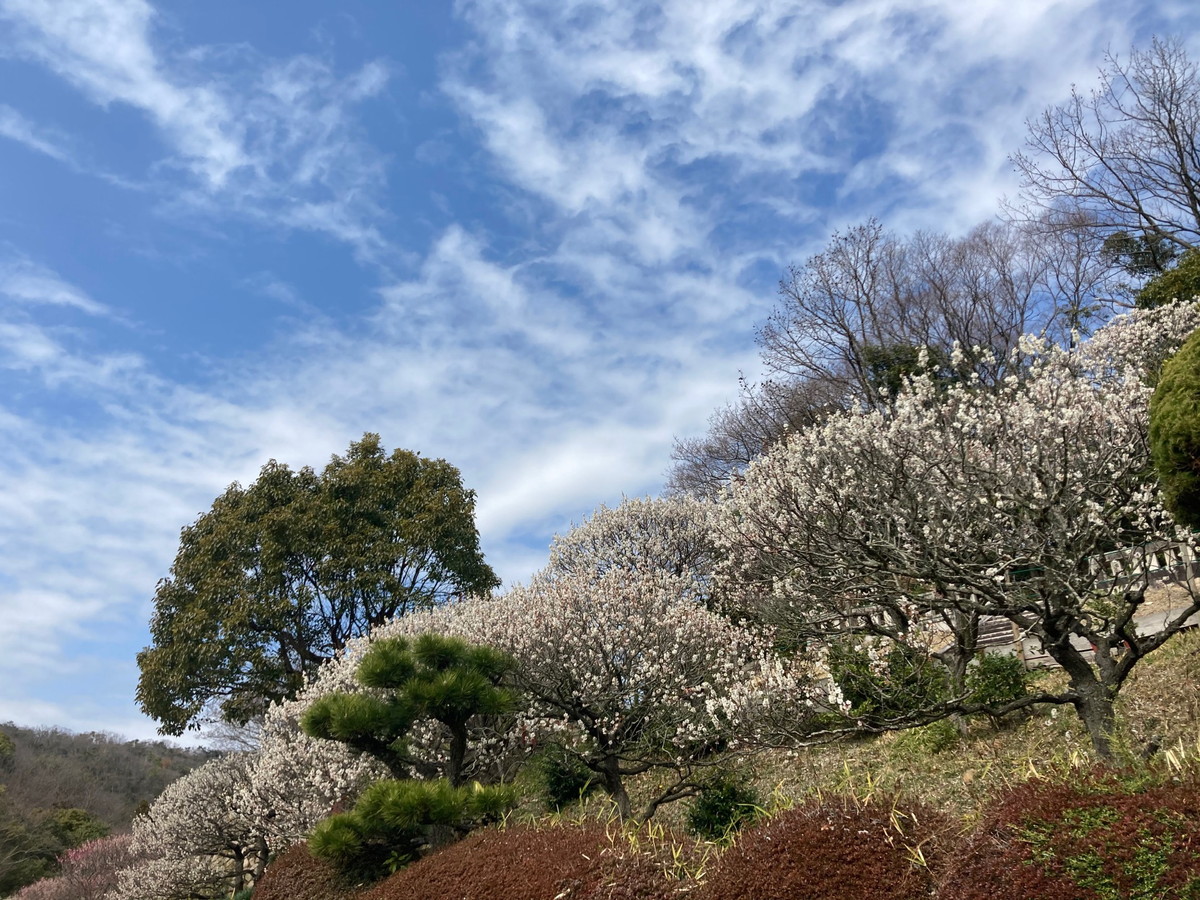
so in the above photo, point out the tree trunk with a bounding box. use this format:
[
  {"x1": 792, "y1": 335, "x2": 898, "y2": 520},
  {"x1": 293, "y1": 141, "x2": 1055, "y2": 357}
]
[
  {"x1": 599, "y1": 756, "x2": 632, "y2": 821},
  {"x1": 229, "y1": 847, "x2": 246, "y2": 897},
  {"x1": 938, "y1": 610, "x2": 979, "y2": 735},
  {"x1": 250, "y1": 835, "x2": 268, "y2": 885},
  {"x1": 1044, "y1": 640, "x2": 1117, "y2": 760},
  {"x1": 447, "y1": 722, "x2": 468, "y2": 788}
]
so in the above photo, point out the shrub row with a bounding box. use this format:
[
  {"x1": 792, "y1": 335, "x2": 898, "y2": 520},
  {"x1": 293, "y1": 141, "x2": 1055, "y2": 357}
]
[{"x1": 249, "y1": 766, "x2": 1200, "y2": 900}]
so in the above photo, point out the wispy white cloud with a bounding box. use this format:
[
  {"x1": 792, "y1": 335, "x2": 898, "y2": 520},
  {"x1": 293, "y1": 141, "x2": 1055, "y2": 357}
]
[
  {"x1": 0, "y1": 253, "x2": 109, "y2": 314},
  {"x1": 446, "y1": 0, "x2": 1178, "y2": 242},
  {"x1": 0, "y1": 0, "x2": 246, "y2": 184},
  {"x1": 0, "y1": 103, "x2": 73, "y2": 162},
  {"x1": 0, "y1": 0, "x2": 391, "y2": 257}
]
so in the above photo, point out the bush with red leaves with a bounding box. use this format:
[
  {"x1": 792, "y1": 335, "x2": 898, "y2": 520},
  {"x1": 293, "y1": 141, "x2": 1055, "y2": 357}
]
[
  {"x1": 358, "y1": 824, "x2": 676, "y2": 900},
  {"x1": 253, "y1": 843, "x2": 362, "y2": 900},
  {"x1": 938, "y1": 770, "x2": 1200, "y2": 900},
  {"x1": 696, "y1": 796, "x2": 946, "y2": 900}
]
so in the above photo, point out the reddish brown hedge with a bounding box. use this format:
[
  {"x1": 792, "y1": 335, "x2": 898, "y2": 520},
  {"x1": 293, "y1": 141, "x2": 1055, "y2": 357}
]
[
  {"x1": 254, "y1": 843, "x2": 362, "y2": 900},
  {"x1": 696, "y1": 796, "x2": 946, "y2": 900},
  {"x1": 359, "y1": 823, "x2": 675, "y2": 900},
  {"x1": 938, "y1": 770, "x2": 1200, "y2": 900}
]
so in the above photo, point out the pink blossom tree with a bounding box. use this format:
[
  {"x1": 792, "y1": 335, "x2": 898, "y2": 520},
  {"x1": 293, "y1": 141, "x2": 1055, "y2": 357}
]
[{"x1": 9, "y1": 835, "x2": 141, "y2": 900}]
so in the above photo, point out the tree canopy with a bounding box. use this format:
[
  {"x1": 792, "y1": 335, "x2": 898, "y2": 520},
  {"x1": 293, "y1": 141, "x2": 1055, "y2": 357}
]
[
  {"x1": 716, "y1": 303, "x2": 1200, "y2": 759},
  {"x1": 302, "y1": 634, "x2": 514, "y2": 786},
  {"x1": 1151, "y1": 328, "x2": 1200, "y2": 526},
  {"x1": 137, "y1": 434, "x2": 499, "y2": 735},
  {"x1": 669, "y1": 218, "x2": 1116, "y2": 496}
]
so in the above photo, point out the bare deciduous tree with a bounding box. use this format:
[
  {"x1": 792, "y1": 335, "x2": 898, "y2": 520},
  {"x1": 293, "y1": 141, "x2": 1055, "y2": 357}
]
[
  {"x1": 1014, "y1": 37, "x2": 1200, "y2": 255},
  {"x1": 670, "y1": 218, "x2": 1108, "y2": 495}
]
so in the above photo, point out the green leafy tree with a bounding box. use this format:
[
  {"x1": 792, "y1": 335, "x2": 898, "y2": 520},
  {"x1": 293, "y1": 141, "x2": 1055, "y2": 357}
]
[
  {"x1": 1150, "y1": 328, "x2": 1200, "y2": 526},
  {"x1": 1103, "y1": 230, "x2": 1179, "y2": 278},
  {"x1": 301, "y1": 635, "x2": 517, "y2": 878},
  {"x1": 828, "y1": 640, "x2": 949, "y2": 727},
  {"x1": 138, "y1": 434, "x2": 500, "y2": 735},
  {"x1": 1136, "y1": 249, "x2": 1200, "y2": 309}
]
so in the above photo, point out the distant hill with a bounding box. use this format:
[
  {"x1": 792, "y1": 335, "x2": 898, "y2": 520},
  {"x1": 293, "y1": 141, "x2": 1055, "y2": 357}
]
[{"x1": 0, "y1": 722, "x2": 218, "y2": 896}]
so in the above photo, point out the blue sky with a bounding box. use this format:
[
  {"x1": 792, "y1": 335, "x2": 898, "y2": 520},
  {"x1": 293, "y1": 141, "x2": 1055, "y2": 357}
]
[{"x1": 0, "y1": 0, "x2": 1196, "y2": 742}]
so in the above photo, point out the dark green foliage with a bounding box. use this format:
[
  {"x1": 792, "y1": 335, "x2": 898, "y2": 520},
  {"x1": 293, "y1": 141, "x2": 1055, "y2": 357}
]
[
  {"x1": 308, "y1": 779, "x2": 517, "y2": 881},
  {"x1": 536, "y1": 745, "x2": 599, "y2": 811},
  {"x1": 828, "y1": 641, "x2": 948, "y2": 726},
  {"x1": 685, "y1": 775, "x2": 762, "y2": 841},
  {"x1": 1104, "y1": 230, "x2": 1180, "y2": 279},
  {"x1": 46, "y1": 808, "x2": 108, "y2": 846},
  {"x1": 0, "y1": 810, "x2": 109, "y2": 895},
  {"x1": 303, "y1": 635, "x2": 519, "y2": 880},
  {"x1": 862, "y1": 343, "x2": 955, "y2": 399},
  {"x1": 1136, "y1": 249, "x2": 1200, "y2": 309},
  {"x1": 696, "y1": 795, "x2": 948, "y2": 900},
  {"x1": 138, "y1": 434, "x2": 500, "y2": 735},
  {"x1": 1150, "y1": 329, "x2": 1200, "y2": 527},
  {"x1": 0, "y1": 817, "x2": 61, "y2": 895},
  {"x1": 302, "y1": 634, "x2": 514, "y2": 785},
  {"x1": 966, "y1": 653, "x2": 1030, "y2": 720},
  {"x1": 940, "y1": 769, "x2": 1200, "y2": 900}
]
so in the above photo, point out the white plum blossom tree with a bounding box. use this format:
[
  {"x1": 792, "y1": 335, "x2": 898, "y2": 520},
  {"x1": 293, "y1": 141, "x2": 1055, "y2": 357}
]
[
  {"x1": 716, "y1": 302, "x2": 1200, "y2": 759},
  {"x1": 546, "y1": 495, "x2": 715, "y2": 591},
  {"x1": 470, "y1": 569, "x2": 798, "y2": 822},
  {"x1": 336, "y1": 567, "x2": 804, "y2": 822},
  {"x1": 108, "y1": 674, "x2": 386, "y2": 899},
  {"x1": 241, "y1": 687, "x2": 387, "y2": 851},
  {"x1": 109, "y1": 755, "x2": 262, "y2": 900}
]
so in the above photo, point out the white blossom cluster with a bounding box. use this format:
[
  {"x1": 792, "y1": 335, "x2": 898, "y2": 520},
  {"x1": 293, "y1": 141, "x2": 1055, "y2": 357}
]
[
  {"x1": 490, "y1": 569, "x2": 793, "y2": 751},
  {"x1": 546, "y1": 495, "x2": 716, "y2": 590},
  {"x1": 715, "y1": 301, "x2": 1200, "y2": 686},
  {"x1": 241, "y1": 688, "x2": 388, "y2": 848},
  {"x1": 108, "y1": 659, "x2": 388, "y2": 897}
]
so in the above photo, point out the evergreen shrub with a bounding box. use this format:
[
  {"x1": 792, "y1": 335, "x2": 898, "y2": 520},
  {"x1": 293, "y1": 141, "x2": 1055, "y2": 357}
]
[
  {"x1": 965, "y1": 652, "x2": 1029, "y2": 710},
  {"x1": 828, "y1": 641, "x2": 948, "y2": 725},
  {"x1": 308, "y1": 778, "x2": 517, "y2": 881},
  {"x1": 537, "y1": 745, "x2": 599, "y2": 811},
  {"x1": 685, "y1": 776, "x2": 762, "y2": 841},
  {"x1": 1150, "y1": 327, "x2": 1200, "y2": 527}
]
